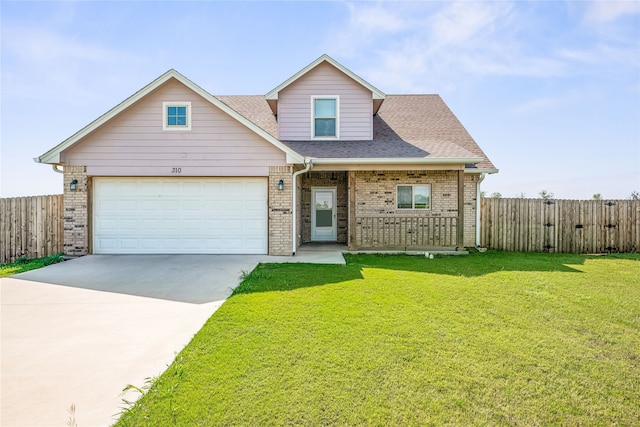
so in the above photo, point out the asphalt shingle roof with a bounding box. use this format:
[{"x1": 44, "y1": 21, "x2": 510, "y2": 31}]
[{"x1": 215, "y1": 94, "x2": 496, "y2": 170}]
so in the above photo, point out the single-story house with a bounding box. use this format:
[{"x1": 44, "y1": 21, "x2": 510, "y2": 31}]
[{"x1": 35, "y1": 54, "x2": 497, "y2": 256}]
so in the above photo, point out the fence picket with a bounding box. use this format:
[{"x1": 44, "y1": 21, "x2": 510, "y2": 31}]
[
  {"x1": 481, "y1": 198, "x2": 639, "y2": 253},
  {"x1": 0, "y1": 195, "x2": 64, "y2": 263}
]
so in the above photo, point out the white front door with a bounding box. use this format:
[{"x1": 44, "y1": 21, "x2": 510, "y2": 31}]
[{"x1": 311, "y1": 188, "x2": 337, "y2": 241}]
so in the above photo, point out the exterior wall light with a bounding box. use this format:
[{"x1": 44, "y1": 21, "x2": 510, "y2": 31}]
[
  {"x1": 278, "y1": 179, "x2": 284, "y2": 191},
  {"x1": 70, "y1": 179, "x2": 78, "y2": 191}
]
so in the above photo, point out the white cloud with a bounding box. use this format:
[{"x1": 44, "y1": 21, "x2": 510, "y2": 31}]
[
  {"x1": 3, "y1": 26, "x2": 138, "y2": 66},
  {"x1": 557, "y1": 48, "x2": 601, "y2": 64},
  {"x1": 583, "y1": 0, "x2": 640, "y2": 25},
  {"x1": 510, "y1": 96, "x2": 567, "y2": 116},
  {"x1": 2, "y1": 25, "x2": 146, "y2": 105},
  {"x1": 349, "y1": 2, "x2": 406, "y2": 34},
  {"x1": 334, "y1": 1, "x2": 572, "y2": 93},
  {"x1": 329, "y1": 2, "x2": 409, "y2": 57},
  {"x1": 428, "y1": 1, "x2": 511, "y2": 48}
]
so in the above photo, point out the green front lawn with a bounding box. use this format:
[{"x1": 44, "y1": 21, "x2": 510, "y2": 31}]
[
  {"x1": 0, "y1": 253, "x2": 64, "y2": 277},
  {"x1": 115, "y1": 252, "x2": 640, "y2": 426}
]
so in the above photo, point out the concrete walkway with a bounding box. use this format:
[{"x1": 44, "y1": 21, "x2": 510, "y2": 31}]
[{"x1": 1, "y1": 249, "x2": 345, "y2": 427}]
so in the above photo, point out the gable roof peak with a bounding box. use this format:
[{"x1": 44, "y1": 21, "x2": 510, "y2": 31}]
[
  {"x1": 265, "y1": 54, "x2": 386, "y2": 102},
  {"x1": 35, "y1": 68, "x2": 304, "y2": 165}
]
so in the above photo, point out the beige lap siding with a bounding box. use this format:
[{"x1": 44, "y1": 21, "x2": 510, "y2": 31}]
[
  {"x1": 268, "y1": 166, "x2": 294, "y2": 255},
  {"x1": 354, "y1": 170, "x2": 478, "y2": 247},
  {"x1": 61, "y1": 79, "x2": 287, "y2": 177},
  {"x1": 277, "y1": 62, "x2": 373, "y2": 141},
  {"x1": 63, "y1": 166, "x2": 90, "y2": 256}
]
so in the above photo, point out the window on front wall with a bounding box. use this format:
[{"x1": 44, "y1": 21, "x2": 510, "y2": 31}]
[
  {"x1": 397, "y1": 185, "x2": 431, "y2": 209},
  {"x1": 163, "y1": 102, "x2": 191, "y2": 130},
  {"x1": 312, "y1": 96, "x2": 338, "y2": 138}
]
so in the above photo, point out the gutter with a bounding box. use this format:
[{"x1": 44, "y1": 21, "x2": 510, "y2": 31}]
[
  {"x1": 311, "y1": 157, "x2": 483, "y2": 165},
  {"x1": 291, "y1": 159, "x2": 313, "y2": 255},
  {"x1": 465, "y1": 167, "x2": 499, "y2": 174},
  {"x1": 476, "y1": 173, "x2": 486, "y2": 247}
]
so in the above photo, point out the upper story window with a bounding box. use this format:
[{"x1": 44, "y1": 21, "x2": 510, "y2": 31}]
[
  {"x1": 397, "y1": 184, "x2": 431, "y2": 210},
  {"x1": 163, "y1": 102, "x2": 191, "y2": 131},
  {"x1": 312, "y1": 96, "x2": 339, "y2": 139}
]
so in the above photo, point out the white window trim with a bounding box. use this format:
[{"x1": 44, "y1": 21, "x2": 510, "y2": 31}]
[
  {"x1": 163, "y1": 101, "x2": 192, "y2": 131},
  {"x1": 396, "y1": 184, "x2": 432, "y2": 210},
  {"x1": 311, "y1": 95, "x2": 339, "y2": 140}
]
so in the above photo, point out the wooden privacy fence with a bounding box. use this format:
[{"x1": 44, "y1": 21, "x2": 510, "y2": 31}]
[
  {"x1": 0, "y1": 195, "x2": 64, "y2": 264},
  {"x1": 481, "y1": 198, "x2": 640, "y2": 253}
]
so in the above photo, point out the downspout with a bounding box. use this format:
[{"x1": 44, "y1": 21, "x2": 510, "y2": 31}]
[
  {"x1": 292, "y1": 159, "x2": 313, "y2": 255},
  {"x1": 476, "y1": 173, "x2": 486, "y2": 247},
  {"x1": 52, "y1": 164, "x2": 64, "y2": 174}
]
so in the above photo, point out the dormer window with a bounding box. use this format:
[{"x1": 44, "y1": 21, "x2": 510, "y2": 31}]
[
  {"x1": 312, "y1": 96, "x2": 339, "y2": 139},
  {"x1": 163, "y1": 102, "x2": 191, "y2": 131}
]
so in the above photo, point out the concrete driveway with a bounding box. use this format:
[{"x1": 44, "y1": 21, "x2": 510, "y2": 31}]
[{"x1": 0, "y1": 255, "x2": 272, "y2": 427}]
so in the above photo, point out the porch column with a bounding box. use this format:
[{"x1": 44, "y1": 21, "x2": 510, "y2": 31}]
[
  {"x1": 268, "y1": 166, "x2": 294, "y2": 256},
  {"x1": 63, "y1": 166, "x2": 90, "y2": 256},
  {"x1": 348, "y1": 171, "x2": 356, "y2": 250},
  {"x1": 457, "y1": 169, "x2": 465, "y2": 250}
]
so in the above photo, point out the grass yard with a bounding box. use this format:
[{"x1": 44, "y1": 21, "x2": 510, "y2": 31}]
[
  {"x1": 0, "y1": 253, "x2": 64, "y2": 277},
  {"x1": 115, "y1": 251, "x2": 639, "y2": 426}
]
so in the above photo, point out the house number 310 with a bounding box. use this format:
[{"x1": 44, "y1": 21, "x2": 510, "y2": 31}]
[{"x1": 171, "y1": 167, "x2": 182, "y2": 174}]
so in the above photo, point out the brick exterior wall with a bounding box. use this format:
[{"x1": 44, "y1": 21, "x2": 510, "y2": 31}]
[
  {"x1": 63, "y1": 166, "x2": 90, "y2": 256},
  {"x1": 464, "y1": 173, "x2": 480, "y2": 246},
  {"x1": 268, "y1": 166, "x2": 294, "y2": 255},
  {"x1": 353, "y1": 170, "x2": 478, "y2": 247},
  {"x1": 301, "y1": 172, "x2": 348, "y2": 243},
  {"x1": 60, "y1": 166, "x2": 478, "y2": 257}
]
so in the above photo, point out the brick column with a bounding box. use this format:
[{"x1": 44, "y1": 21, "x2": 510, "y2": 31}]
[
  {"x1": 464, "y1": 174, "x2": 478, "y2": 247},
  {"x1": 457, "y1": 169, "x2": 465, "y2": 250},
  {"x1": 63, "y1": 166, "x2": 89, "y2": 256},
  {"x1": 348, "y1": 171, "x2": 356, "y2": 250},
  {"x1": 268, "y1": 166, "x2": 294, "y2": 256}
]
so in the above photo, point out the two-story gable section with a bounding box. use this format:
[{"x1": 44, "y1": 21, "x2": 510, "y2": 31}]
[{"x1": 266, "y1": 54, "x2": 385, "y2": 141}]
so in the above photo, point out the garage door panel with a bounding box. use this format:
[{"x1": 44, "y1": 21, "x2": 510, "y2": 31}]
[
  {"x1": 120, "y1": 239, "x2": 138, "y2": 250},
  {"x1": 247, "y1": 219, "x2": 266, "y2": 231},
  {"x1": 94, "y1": 177, "x2": 268, "y2": 254},
  {"x1": 98, "y1": 239, "x2": 117, "y2": 250}
]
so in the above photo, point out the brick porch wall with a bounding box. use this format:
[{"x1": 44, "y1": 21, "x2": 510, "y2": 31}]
[
  {"x1": 268, "y1": 166, "x2": 294, "y2": 255},
  {"x1": 464, "y1": 174, "x2": 480, "y2": 246},
  {"x1": 63, "y1": 166, "x2": 90, "y2": 256},
  {"x1": 301, "y1": 172, "x2": 348, "y2": 243},
  {"x1": 354, "y1": 170, "x2": 477, "y2": 247}
]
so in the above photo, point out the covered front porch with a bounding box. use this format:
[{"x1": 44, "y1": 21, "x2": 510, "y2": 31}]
[{"x1": 296, "y1": 169, "x2": 472, "y2": 253}]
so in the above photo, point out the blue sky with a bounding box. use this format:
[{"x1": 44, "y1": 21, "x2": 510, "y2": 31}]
[{"x1": 2, "y1": 1, "x2": 639, "y2": 199}]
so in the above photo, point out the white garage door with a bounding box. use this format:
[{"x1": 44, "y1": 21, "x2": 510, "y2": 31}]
[{"x1": 93, "y1": 177, "x2": 268, "y2": 254}]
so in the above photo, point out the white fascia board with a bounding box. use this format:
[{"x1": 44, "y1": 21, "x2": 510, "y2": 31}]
[
  {"x1": 35, "y1": 69, "x2": 305, "y2": 165},
  {"x1": 265, "y1": 54, "x2": 386, "y2": 100},
  {"x1": 311, "y1": 157, "x2": 483, "y2": 165},
  {"x1": 465, "y1": 168, "x2": 499, "y2": 174}
]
